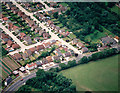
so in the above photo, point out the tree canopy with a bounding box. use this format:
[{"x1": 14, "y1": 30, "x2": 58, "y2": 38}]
[{"x1": 16, "y1": 69, "x2": 76, "y2": 93}]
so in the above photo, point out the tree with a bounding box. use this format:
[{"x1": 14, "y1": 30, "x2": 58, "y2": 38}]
[
  {"x1": 54, "y1": 59, "x2": 61, "y2": 63},
  {"x1": 68, "y1": 60, "x2": 76, "y2": 67},
  {"x1": 16, "y1": 85, "x2": 31, "y2": 93},
  {"x1": 80, "y1": 56, "x2": 88, "y2": 64},
  {"x1": 2, "y1": 47, "x2": 8, "y2": 56},
  {"x1": 17, "y1": 69, "x2": 76, "y2": 92},
  {"x1": 59, "y1": 63, "x2": 67, "y2": 70},
  {"x1": 53, "y1": 12, "x2": 58, "y2": 19}
]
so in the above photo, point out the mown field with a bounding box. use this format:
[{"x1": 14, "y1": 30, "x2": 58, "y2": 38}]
[{"x1": 59, "y1": 55, "x2": 119, "y2": 91}]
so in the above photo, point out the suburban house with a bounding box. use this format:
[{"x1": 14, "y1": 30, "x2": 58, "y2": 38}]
[
  {"x1": 13, "y1": 53, "x2": 22, "y2": 61},
  {"x1": 2, "y1": 17, "x2": 8, "y2": 22},
  {"x1": 19, "y1": 67, "x2": 26, "y2": 73},
  {"x1": 52, "y1": 55, "x2": 61, "y2": 61},
  {"x1": 76, "y1": 42, "x2": 84, "y2": 48},
  {"x1": 12, "y1": 44, "x2": 20, "y2": 49},
  {"x1": 43, "y1": 42, "x2": 51, "y2": 48},
  {"x1": 39, "y1": 29, "x2": 45, "y2": 36},
  {"x1": 25, "y1": 62, "x2": 37, "y2": 70},
  {"x1": 55, "y1": 26, "x2": 60, "y2": 32},
  {"x1": 72, "y1": 38, "x2": 79, "y2": 45},
  {"x1": 36, "y1": 45, "x2": 45, "y2": 51},
  {"x1": 19, "y1": 33, "x2": 26, "y2": 40},
  {"x1": 43, "y1": 32, "x2": 50, "y2": 39},
  {"x1": 42, "y1": 58, "x2": 48, "y2": 64},
  {"x1": 114, "y1": 36, "x2": 119, "y2": 42},
  {"x1": 63, "y1": 52, "x2": 72, "y2": 57},
  {"x1": 23, "y1": 36, "x2": 32, "y2": 45},
  {"x1": 35, "y1": 12, "x2": 45, "y2": 21},
  {"x1": 101, "y1": 36, "x2": 117, "y2": 46},
  {"x1": 29, "y1": 47, "x2": 36, "y2": 54},
  {"x1": 36, "y1": 61, "x2": 42, "y2": 67},
  {"x1": 46, "y1": 56, "x2": 53, "y2": 62},
  {"x1": 35, "y1": 27, "x2": 41, "y2": 34},
  {"x1": 28, "y1": 7, "x2": 36, "y2": 12},
  {"x1": 80, "y1": 47, "x2": 88, "y2": 54},
  {"x1": 36, "y1": 3, "x2": 44, "y2": 9},
  {"x1": 34, "y1": 37, "x2": 40, "y2": 42},
  {"x1": 47, "y1": 20, "x2": 54, "y2": 26},
  {"x1": 50, "y1": 24, "x2": 56, "y2": 30},
  {"x1": 7, "y1": 40, "x2": 13, "y2": 47},
  {"x1": 22, "y1": 53, "x2": 29, "y2": 60},
  {"x1": 1, "y1": 33, "x2": 10, "y2": 44},
  {"x1": 50, "y1": 2, "x2": 57, "y2": 7},
  {"x1": 6, "y1": 2, "x2": 13, "y2": 9},
  {"x1": 24, "y1": 49, "x2": 32, "y2": 56},
  {"x1": 13, "y1": 70, "x2": 19, "y2": 76}
]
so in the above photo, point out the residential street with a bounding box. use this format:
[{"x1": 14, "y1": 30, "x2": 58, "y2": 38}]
[
  {"x1": 12, "y1": 1, "x2": 82, "y2": 56},
  {"x1": 0, "y1": 23, "x2": 26, "y2": 50}
]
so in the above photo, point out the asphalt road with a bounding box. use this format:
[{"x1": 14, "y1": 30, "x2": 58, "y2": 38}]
[{"x1": 2, "y1": 73, "x2": 36, "y2": 93}]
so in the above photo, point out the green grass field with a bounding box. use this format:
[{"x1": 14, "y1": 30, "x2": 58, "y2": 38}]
[{"x1": 59, "y1": 55, "x2": 119, "y2": 91}]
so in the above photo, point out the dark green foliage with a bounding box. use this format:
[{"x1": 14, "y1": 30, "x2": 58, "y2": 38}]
[
  {"x1": 91, "y1": 48, "x2": 118, "y2": 61},
  {"x1": 67, "y1": 60, "x2": 77, "y2": 67},
  {"x1": 2, "y1": 47, "x2": 8, "y2": 56},
  {"x1": 53, "y1": 12, "x2": 58, "y2": 19},
  {"x1": 16, "y1": 85, "x2": 31, "y2": 93},
  {"x1": 59, "y1": 63, "x2": 68, "y2": 70},
  {"x1": 54, "y1": 60, "x2": 61, "y2": 63},
  {"x1": 79, "y1": 56, "x2": 89, "y2": 64},
  {"x1": 58, "y1": 2, "x2": 120, "y2": 44},
  {"x1": 17, "y1": 69, "x2": 76, "y2": 93}
]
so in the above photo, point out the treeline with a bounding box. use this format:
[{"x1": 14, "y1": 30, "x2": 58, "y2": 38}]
[
  {"x1": 50, "y1": 48, "x2": 120, "y2": 72},
  {"x1": 16, "y1": 69, "x2": 76, "y2": 93}
]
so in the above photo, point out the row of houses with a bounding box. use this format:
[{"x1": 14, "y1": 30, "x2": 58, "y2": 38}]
[
  {"x1": 21, "y1": 2, "x2": 44, "y2": 12},
  {"x1": 12, "y1": 40, "x2": 57, "y2": 61},
  {"x1": 1, "y1": 33, "x2": 20, "y2": 52},
  {"x1": 4, "y1": 2, "x2": 51, "y2": 44}
]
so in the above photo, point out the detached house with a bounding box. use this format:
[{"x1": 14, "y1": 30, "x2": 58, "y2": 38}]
[
  {"x1": 36, "y1": 45, "x2": 45, "y2": 51},
  {"x1": 22, "y1": 53, "x2": 29, "y2": 60},
  {"x1": 24, "y1": 49, "x2": 32, "y2": 56},
  {"x1": 23, "y1": 36, "x2": 32, "y2": 45},
  {"x1": 43, "y1": 32, "x2": 50, "y2": 39},
  {"x1": 76, "y1": 42, "x2": 84, "y2": 49},
  {"x1": 47, "y1": 20, "x2": 53, "y2": 26},
  {"x1": 101, "y1": 36, "x2": 117, "y2": 46},
  {"x1": 7, "y1": 40, "x2": 13, "y2": 47},
  {"x1": 43, "y1": 42, "x2": 51, "y2": 48},
  {"x1": 12, "y1": 44, "x2": 20, "y2": 49},
  {"x1": 13, "y1": 53, "x2": 22, "y2": 61},
  {"x1": 46, "y1": 56, "x2": 53, "y2": 62},
  {"x1": 72, "y1": 38, "x2": 79, "y2": 45},
  {"x1": 80, "y1": 47, "x2": 88, "y2": 54},
  {"x1": 25, "y1": 62, "x2": 37, "y2": 70},
  {"x1": 19, "y1": 33, "x2": 26, "y2": 40}
]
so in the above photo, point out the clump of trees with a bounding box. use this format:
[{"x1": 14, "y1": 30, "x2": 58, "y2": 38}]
[
  {"x1": 55, "y1": 2, "x2": 120, "y2": 45},
  {"x1": 16, "y1": 69, "x2": 76, "y2": 93},
  {"x1": 2, "y1": 47, "x2": 8, "y2": 56}
]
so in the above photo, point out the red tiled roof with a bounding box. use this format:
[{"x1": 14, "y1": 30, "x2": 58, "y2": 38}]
[
  {"x1": 2, "y1": 17, "x2": 8, "y2": 21},
  {"x1": 7, "y1": 40, "x2": 13, "y2": 46},
  {"x1": 12, "y1": 44, "x2": 20, "y2": 49},
  {"x1": 26, "y1": 62, "x2": 37, "y2": 68}
]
